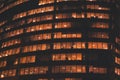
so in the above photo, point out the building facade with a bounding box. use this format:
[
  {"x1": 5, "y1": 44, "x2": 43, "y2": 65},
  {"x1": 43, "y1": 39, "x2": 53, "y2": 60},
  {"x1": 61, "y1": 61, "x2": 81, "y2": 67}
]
[{"x1": 0, "y1": 0, "x2": 120, "y2": 80}]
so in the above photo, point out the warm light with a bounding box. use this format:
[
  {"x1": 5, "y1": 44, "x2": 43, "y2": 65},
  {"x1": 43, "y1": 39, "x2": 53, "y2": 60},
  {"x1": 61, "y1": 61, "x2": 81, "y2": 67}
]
[
  {"x1": 82, "y1": 15, "x2": 85, "y2": 18},
  {"x1": 1, "y1": 74, "x2": 4, "y2": 78},
  {"x1": 41, "y1": 10, "x2": 44, "y2": 13},
  {"x1": 5, "y1": 54, "x2": 8, "y2": 56},
  {"x1": 56, "y1": 16, "x2": 58, "y2": 19},
  {"x1": 99, "y1": 16, "x2": 103, "y2": 18},
  {"x1": 88, "y1": 0, "x2": 96, "y2": 1},
  {"x1": 31, "y1": 29, "x2": 34, "y2": 31},
  {"x1": 33, "y1": 20, "x2": 36, "y2": 22},
  {"x1": 72, "y1": 13, "x2": 76, "y2": 18},
  {"x1": 39, "y1": 27, "x2": 42, "y2": 30},
  {"x1": 55, "y1": 25, "x2": 57, "y2": 28},
  {"x1": 20, "y1": 15, "x2": 23, "y2": 18},
  {"x1": 63, "y1": 24, "x2": 67, "y2": 27},
  {"x1": 38, "y1": 37, "x2": 41, "y2": 39},
  {"x1": 98, "y1": 7, "x2": 102, "y2": 10}
]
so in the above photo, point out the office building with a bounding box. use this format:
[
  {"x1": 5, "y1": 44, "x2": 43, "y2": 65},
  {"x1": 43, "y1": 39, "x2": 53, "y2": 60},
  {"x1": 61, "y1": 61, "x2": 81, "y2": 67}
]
[{"x1": 0, "y1": 0, "x2": 120, "y2": 80}]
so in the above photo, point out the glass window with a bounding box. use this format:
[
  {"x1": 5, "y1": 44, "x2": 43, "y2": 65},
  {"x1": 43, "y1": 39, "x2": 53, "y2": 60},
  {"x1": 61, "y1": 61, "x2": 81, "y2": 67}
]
[
  {"x1": 20, "y1": 56, "x2": 36, "y2": 64},
  {"x1": 115, "y1": 57, "x2": 120, "y2": 65},
  {"x1": 1, "y1": 39, "x2": 21, "y2": 48},
  {"x1": 28, "y1": 6, "x2": 54, "y2": 16},
  {"x1": 13, "y1": 12, "x2": 27, "y2": 20},
  {"x1": 115, "y1": 68, "x2": 120, "y2": 75},
  {"x1": 88, "y1": 32, "x2": 109, "y2": 39},
  {"x1": 52, "y1": 53, "x2": 82, "y2": 61},
  {"x1": 116, "y1": 37, "x2": 120, "y2": 44},
  {"x1": 14, "y1": 59, "x2": 18, "y2": 65},
  {"x1": 29, "y1": 33, "x2": 51, "y2": 41},
  {"x1": 54, "y1": 32, "x2": 82, "y2": 39},
  {"x1": 22, "y1": 44, "x2": 50, "y2": 53},
  {"x1": 26, "y1": 24, "x2": 52, "y2": 32},
  {"x1": 4, "y1": 29, "x2": 23, "y2": 39},
  {"x1": 72, "y1": 13, "x2": 85, "y2": 18},
  {"x1": 20, "y1": 66, "x2": 48, "y2": 75},
  {"x1": 87, "y1": 13, "x2": 109, "y2": 19},
  {"x1": 0, "y1": 69, "x2": 16, "y2": 78},
  {"x1": 27, "y1": 15, "x2": 53, "y2": 24},
  {"x1": 115, "y1": 48, "x2": 120, "y2": 54},
  {"x1": 92, "y1": 22, "x2": 109, "y2": 28},
  {"x1": 87, "y1": 5, "x2": 110, "y2": 10},
  {"x1": 88, "y1": 42, "x2": 108, "y2": 49},
  {"x1": 0, "y1": 0, "x2": 28, "y2": 14},
  {"x1": 57, "y1": 0, "x2": 78, "y2": 2},
  {"x1": 73, "y1": 42, "x2": 85, "y2": 49},
  {"x1": 53, "y1": 42, "x2": 85, "y2": 49},
  {"x1": 0, "y1": 61, "x2": 7, "y2": 68},
  {"x1": 89, "y1": 66, "x2": 107, "y2": 74},
  {"x1": 0, "y1": 21, "x2": 6, "y2": 27},
  {"x1": 52, "y1": 65, "x2": 86, "y2": 73},
  {"x1": 0, "y1": 48, "x2": 20, "y2": 58},
  {"x1": 56, "y1": 13, "x2": 71, "y2": 19},
  {"x1": 55, "y1": 22, "x2": 71, "y2": 29},
  {"x1": 38, "y1": 0, "x2": 54, "y2": 5}
]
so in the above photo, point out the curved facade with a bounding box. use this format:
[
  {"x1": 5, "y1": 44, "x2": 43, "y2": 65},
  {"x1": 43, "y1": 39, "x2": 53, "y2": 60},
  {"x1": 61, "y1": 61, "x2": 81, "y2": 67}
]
[{"x1": 0, "y1": 0, "x2": 120, "y2": 80}]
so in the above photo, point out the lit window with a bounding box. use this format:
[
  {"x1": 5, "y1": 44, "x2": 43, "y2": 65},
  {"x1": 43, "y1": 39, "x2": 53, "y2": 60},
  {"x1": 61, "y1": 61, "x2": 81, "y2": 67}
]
[
  {"x1": 54, "y1": 32, "x2": 82, "y2": 39},
  {"x1": 52, "y1": 65, "x2": 86, "y2": 73},
  {"x1": 29, "y1": 33, "x2": 51, "y2": 41},
  {"x1": 0, "y1": 61, "x2": 7, "y2": 68},
  {"x1": 22, "y1": 44, "x2": 50, "y2": 53},
  {"x1": 73, "y1": 42, "x2": 85, "y2": 49},
  {"x1": 116, "y1": 37, "x2": 120, "y2": 44},
  {"x1": 72, "y1": 13, "x2": 85, "y2": 18},
  {"x1": 52, "y1": 53, "x2": 82, "y2": 61},
  {"x1": 89, "y1": 66, "x2": 107, "y2": 74},
  {"x1": 55, "y1": 22, "x2": 71, "y2": 29},
  {"x1": 87, "y1": 5, "x2": 110, "y2": 10},
  {"x1": 87, "y1": 13, "x2": 109, "y2": 19},
  {"x1": 88, "y1": 42, "x2": 108, "y2": 49},
  {"x1": 14, "y1": 59, "x2": 18, "y2": 65},
  {"x1": 89, "y1": 32, "x2": 109, "y2": 39},
  {"x1": 38, "y1": 0, "x2": 54, "y2": 5},
  {"x1": 65, "y1": 78, "x2": 82, "y2": 80},
  {"x1": 20, "y1": 66, "x2": 48, "y2": 75},
  {"x1": 92, "y1": 22, "x2": 109, "y2": 28},
  {"x1": 86, "y1": 0, "x2": 96, "y2": 1},
  {"x1": 13, "y1": 12, "x2": 27, "y2": 20},
  {"x1": 27, "y1": 15, "x2": 53, "y2": 24},
  {"x1": 115, "y1": 68, "x2": 120, "y2": 75},
  {"x1": 115, "y1": 57, "x2": 120, "y2": 65},
  {"x1": 53, "y1": 42, "x2": 85, "y2": 49},
  {"x1": 115, "y1": 48, "x2": 120, "y2": 54},
  {"x1": 0, "y1": 69, "x2": 16, "y2": 78},
  {"x1": 56, "y1": 13, "x2": 77, "y2": 19},
  {"x1": 4, "y1": 29, "x2": 23, "y2": 39},
  {"x1": 20, "y1": 56, "x2": 36, "y2": 64},
  {"x1": 1, "y1": 39, "x2": 21, "y2": 48},
  {"x1": 57, "y1": 0, "x2": 78, "y2": 2},
  {"x1": 0, "y1": 21, "x2": 6, "y2": 27},
  {"x1": 0, "y1": 0, "x2": 28, "y2": 14},
  {"x1": 26, "y1": 24, "x2": 52, "y2": 32},
  {"x1": 0, "y1": 48, "x2": 20, "y2": 58}
]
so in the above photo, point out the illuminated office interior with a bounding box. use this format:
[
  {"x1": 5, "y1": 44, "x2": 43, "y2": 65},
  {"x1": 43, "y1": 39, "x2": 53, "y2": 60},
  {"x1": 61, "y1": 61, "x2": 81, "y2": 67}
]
[{"x1": 0, "y1": 0, "x2": 120, "y2": 80}]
